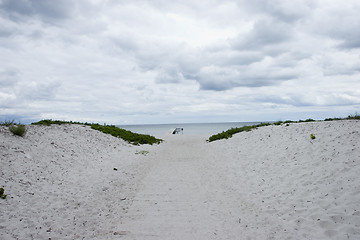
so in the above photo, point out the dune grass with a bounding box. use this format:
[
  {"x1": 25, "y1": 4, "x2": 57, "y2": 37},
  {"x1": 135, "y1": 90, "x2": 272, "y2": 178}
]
[
  {"x1": 90, "y1": 124, "x2": 162, "y2": 145},
  {"x1": 208, "y1": 123, "x2": 271, "y2": 142},
  {"x1": 324, "y1": 113, "x2": 360, "y2": 121},
  {"x1": 32, "y1": 120, "x2": 163, "y2": 145},
  {"x1": 0, "y1": 188, "x2": 6, "y2": 199},
  {"x1": 208, "y1": 114, "x2": 359, "y2": 142},
  {"x1": 8, "y1": 124, "x2": 27, "y2": 137},
  {"x1": 0, "y1": 120, "x2": 15, "y2": 126},
  {"x1": 31, "y1": 119, "x2": 85, "y2": 126}
]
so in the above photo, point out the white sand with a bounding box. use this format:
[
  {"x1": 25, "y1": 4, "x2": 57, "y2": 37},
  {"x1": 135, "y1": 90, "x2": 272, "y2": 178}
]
[{"x1": 1, "y1": 121, "x2": 360, "y2": 239}]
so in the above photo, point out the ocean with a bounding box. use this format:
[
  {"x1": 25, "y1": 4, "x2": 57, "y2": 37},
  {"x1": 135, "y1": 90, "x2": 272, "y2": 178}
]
[{"x1": 118, "y1": 122, "x2": 262, "y2": 138}]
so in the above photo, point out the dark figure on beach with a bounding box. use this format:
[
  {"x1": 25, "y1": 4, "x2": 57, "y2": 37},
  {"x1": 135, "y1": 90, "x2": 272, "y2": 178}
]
[{"x1": 172, "y1": 128, "x2": 183, "y2": 134}]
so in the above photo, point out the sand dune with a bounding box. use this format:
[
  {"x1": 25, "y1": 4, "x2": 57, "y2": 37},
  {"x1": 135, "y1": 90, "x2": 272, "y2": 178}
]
[{"x1": 1, "y1": 121, "x2": 359, "y2": 239}]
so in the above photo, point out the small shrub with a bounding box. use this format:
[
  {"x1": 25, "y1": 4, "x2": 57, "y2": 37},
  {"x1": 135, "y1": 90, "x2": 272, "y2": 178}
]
[
  {"x1": 284, "y1": 120, "x2": 295, "y2": 124},
  {"x1": 0, "y1": 120, "x2": 15, "y2": 126},
  {"x1": 208, "y1": 123, "x2": 271, "y2": 142},
  {"x1": 31, "y1": 119, "x2": 84, "y2": 126},
  {"x1": 135, "y1": 150, "x2": 149, "y2": 156},
  {"x1": 9, "y1": 124, "x2": 27, "y2": 137},
  {"x1": 90, "y1": 124, "x2": 163, "y2": 145},
  {"x1": 31, "y1": 119, "x2": 163, "y2": 145},
  {"x1": 0, "y1": 188, "x2": 6, "y2": 199},
  {"x1": 324, "y1": 117, "x2": 342, "y2": 121},
  {"x1": 347, "y1": 113, "x2": 360, "y2": 120},
  {"x1": 310, "y1": 134, "x2": 316, "y2": 140},
  {"x1": 299, "y1": 118, "x2": 316, "y2": 123}
]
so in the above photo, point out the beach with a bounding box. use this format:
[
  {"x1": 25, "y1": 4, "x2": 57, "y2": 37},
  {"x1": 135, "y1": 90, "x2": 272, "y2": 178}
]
[{"x1": 1, "y1": 120, "x2": 360, "y2": 239}]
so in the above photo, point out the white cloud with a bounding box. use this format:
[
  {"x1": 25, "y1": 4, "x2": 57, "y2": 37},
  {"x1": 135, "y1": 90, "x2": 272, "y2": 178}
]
[{"x1": 0, "y1": 0, "x2": 359, "y2": 124}]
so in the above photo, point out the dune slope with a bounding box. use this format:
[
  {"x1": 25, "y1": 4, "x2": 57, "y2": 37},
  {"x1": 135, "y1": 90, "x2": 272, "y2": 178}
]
[{"x1": 1, "y1": 120, "x2": 359, "y2": 239}]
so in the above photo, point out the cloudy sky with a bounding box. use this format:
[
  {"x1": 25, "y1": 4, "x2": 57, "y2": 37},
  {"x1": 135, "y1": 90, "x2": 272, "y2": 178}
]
[{"x1": 1, "y1": 0, "x2": 359, "y2": 124}]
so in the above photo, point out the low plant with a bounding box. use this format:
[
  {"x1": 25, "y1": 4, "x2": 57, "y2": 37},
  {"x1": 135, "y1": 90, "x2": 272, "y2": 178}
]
[
  {"x1": 0, "y1": 188, "x2": 7, "y2": 199},
  {"x1": 325, "y1": 113, "x2": 360, "y2": 121},
  {"x1": 324, "y1": 117, "x2": 343, "y2": 121},
  {"x1": 90, "y1": 124, "x2": 162, "y2": 145},
  {"x1": 9, "y1": 124, "x2": 27, "y2": 137},
  {"x1": 273, "y1": 120, "x2": 295, "y2": 125},
  {"x1": 135, "y1": 150, "x2": 149, "y2": 156},
  {"x1": 347, "y1": 113, "x2": 360, "y2": 120},
  {"x1": 208, "y1": 113, "x2": 359, "y2": 142},
  {"x1": 0, "y1": 120, "x2": 15, "y2": 126},
  {"x1": 32, "y1": 119, "x2": 85, "y2": 126},
  {"x1": 32, "y1": 119, "x2": 163, "y2": 145},
  {"x1": 208, "y1": 123, "x2": 271, "y2": 142},
  {"x1": 299, "y1": 118, "x2": 316, "y2": 122}
]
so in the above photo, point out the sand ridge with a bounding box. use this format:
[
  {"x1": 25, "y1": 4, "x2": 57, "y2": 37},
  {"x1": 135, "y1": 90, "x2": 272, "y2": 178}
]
[
  {"x1": 1, "y1": 120, "x2": 360, "y2": 239},
  {"x1": 0, "y1": 124, "x2": 157, "y2": 239}
]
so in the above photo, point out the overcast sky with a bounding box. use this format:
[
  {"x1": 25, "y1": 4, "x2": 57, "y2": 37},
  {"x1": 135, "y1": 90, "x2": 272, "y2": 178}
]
[{"x1": 1, "y1": 0, "x2": 360, "y2": 124}]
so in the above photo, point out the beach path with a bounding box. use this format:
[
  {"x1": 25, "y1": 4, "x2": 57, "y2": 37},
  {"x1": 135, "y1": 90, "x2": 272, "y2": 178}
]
[{"x1": 118, "y1": 135, "x2": 242, "y2": 239}]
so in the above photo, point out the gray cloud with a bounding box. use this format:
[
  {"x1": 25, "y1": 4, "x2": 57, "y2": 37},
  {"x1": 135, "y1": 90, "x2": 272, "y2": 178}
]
[
  {"x1": 232, "y1": 19, "x2": 293, "y2": 50},
  {"x1": 17, "y1": 81, "x2": 61, "y2": 101},
  {"x1": 257, "y1": 91, "x2": 360, "y2": 108},
  {"x1": 0, "y1": 0, "x2": 74, "y2": 22},
  {"x1": 1, "y1": 0, "x2": 360, "y2": 124},
  {"x1": 196, "y1": 64, "x2": 297, "y2": 91},
  {"x1": 0, "y1": 68, "x2": 21, "y2": 87},
  {"x1": 308, "y1": 2, "x2": 360, "y2": 49},
  {"x1": 222, "y1": 51, "x2": 264, "y2": 66},
  {"x1": 240, "y1": 0, "x2": 314, "y2": 23}
]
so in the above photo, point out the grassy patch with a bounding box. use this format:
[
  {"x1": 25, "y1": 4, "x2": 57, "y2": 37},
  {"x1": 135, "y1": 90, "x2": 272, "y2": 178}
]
[
  {"x1": 208, "y1": 123, "x2": 271, "y2": 142},
  {"x1": 32, "y1": 119, "x2": 163, "y2": 145},
  {"x1": 299, "y1": 118, "x2": 316, "y2": 122},
  {"x1": 208, "y1": 113, "x2": 359, "y2": 142},
  {"x1": 325, "y1": 113, "x2": 360, "y2": 121},
  {"x1": 90, "y1": 124, "x2": 162, "y2": 145},
  {"x1": 0, "y1": 188, "x2": 7, "y2": 199},
  {"x1": 32, "y1": 119, "x2": 85, "y2": 126},
  {"x1": 324, "y1": 117, "x2": 343, "y2": 121},
  {"x1": 346, "y1": 113, "x2": 360, "y2": 120},
  {"x1": 135, "y1": 150, "x2": 150, "y2": 156},
  {"x1": 0, "y1": 120, "x2": 15, "y2": 126},
  {"x1": 9, "y1": 124, "x2": 27, "y2": 137}
]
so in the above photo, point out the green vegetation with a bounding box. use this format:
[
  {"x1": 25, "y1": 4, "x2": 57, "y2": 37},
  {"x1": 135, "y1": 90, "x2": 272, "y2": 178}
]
[
  {"x1": 9, "y1": 124, "x2": 27, "y2": 137},
  {"x1": 90, "y1": 124, "x2": 162, "y2": 145},
  {"x1": 325, "y1": 113, "x2": 360, "y2": 121},
  {"x1": 32, "y1": 119, "x2": 163, "y2": 145},
  {"x1": 32, "y1": 119, "x2": 85, "y2": 126},
  {"x1": 346, "y1": 113, "x2": 360, "y2": 120},
  {"x1": 299, "y1": 118, "x2": 315, "y2": 122},
  {"x1": 324, "y1": 117, "x2": 343, "y2": 121},
  {"x1": 0, "y1": 120, "x2": 15, "y2": 126},
  {"x1": 0, "y1": 188, "x2": 7, "y2": 199},
  {"x1": 208, "y1": 113, "x2": 359, "y2": 142},
  {"x1": 135, "y1": 150, "x2": 150, "y2": 156},
  {"x1": 208, "y1": 123, "x2": 271, "y2": 142}
]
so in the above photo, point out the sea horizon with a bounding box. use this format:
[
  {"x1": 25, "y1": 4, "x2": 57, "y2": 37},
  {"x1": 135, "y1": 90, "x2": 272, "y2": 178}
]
[{"x1": 118, "y1": 121, "x2": 268, "y2": 137}]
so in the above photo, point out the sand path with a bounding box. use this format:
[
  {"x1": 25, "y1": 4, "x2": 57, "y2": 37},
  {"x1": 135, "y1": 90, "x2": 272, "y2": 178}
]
[{"x1": 119, "y1": 135, "x2": 242, "y2": 239}]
